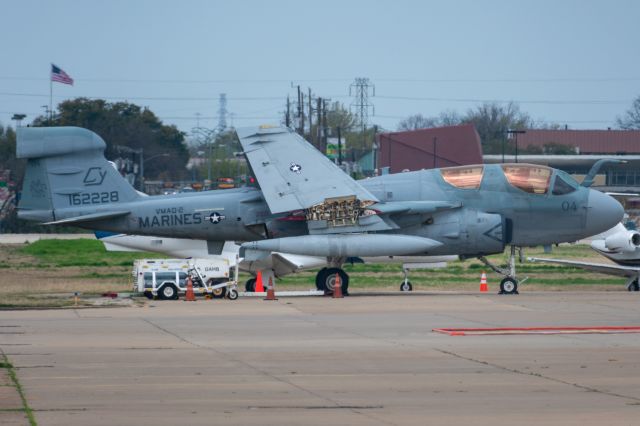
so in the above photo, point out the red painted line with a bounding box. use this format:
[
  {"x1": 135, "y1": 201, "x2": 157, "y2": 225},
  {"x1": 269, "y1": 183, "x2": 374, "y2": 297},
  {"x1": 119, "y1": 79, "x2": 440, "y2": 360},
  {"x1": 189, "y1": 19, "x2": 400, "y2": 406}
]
[{"x1": 432, "y1": 326, "x2": 640, "y2": 336}]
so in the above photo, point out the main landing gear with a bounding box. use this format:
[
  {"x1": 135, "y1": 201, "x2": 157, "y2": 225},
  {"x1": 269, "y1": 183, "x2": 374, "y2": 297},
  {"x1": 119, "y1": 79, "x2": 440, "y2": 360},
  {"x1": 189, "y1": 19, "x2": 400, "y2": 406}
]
[
  {"x1": 315, "y1": 261, "x2": 349, "y2": 295},
  {"x1": 626, "y1": 278, "x2": 640, "y2": 292},
  {"x1": 478, "y1": 246, "x2": 524, "y2": 295}
]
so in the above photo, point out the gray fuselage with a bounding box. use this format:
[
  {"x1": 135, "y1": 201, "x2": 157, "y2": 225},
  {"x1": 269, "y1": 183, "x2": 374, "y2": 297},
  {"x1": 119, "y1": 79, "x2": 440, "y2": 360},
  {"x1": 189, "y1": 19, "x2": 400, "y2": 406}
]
[{"x1": 73, "y1": 164, "x2": 618, "y2": 258}]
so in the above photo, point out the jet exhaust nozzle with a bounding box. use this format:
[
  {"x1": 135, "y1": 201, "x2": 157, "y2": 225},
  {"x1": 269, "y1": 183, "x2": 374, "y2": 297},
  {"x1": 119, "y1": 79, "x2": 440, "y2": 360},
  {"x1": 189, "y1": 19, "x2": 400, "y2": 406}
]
[{"x1": 604, "y1": 231, "x2": 640, "y2": 252}]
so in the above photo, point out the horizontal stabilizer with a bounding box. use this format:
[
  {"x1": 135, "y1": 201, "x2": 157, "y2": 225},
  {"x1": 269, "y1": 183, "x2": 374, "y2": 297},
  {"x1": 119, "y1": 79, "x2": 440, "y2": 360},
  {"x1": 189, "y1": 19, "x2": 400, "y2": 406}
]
[
  {"x1": 44, "y1": 210, "x2": 130, "y2": 226},
  {"x1": 17, "y1": 126, "x2": 106, "y2": 159}
]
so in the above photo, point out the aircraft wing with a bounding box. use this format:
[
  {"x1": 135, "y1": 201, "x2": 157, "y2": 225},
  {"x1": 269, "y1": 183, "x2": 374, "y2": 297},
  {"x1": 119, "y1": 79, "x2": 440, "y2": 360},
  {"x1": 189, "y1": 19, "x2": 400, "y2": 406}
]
[
  {"x1": 236, "y1": 126, "x2": 378, "y2": 214},
  {"x1": 528, "y1": 257, "x2": 640, "y2": 278}
]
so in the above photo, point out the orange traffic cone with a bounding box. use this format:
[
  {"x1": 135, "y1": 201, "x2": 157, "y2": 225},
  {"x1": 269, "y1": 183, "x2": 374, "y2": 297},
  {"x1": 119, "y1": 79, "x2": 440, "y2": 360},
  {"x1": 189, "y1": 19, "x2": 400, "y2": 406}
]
[
  {"x1": 255, "y1": 270, "x2": 264, "y2": 292},
  {"x1": 479, "y1": 271, "x2": 488, "y2": 292},
  {"x1": 185, "y1": 276, "x2": 196, "y2": 301},
  {"x1": 332, "y1": 273, "x2": 344, "y2": 298},
  {"x1": 264, "y1": 276, "x2": 277, "y2": 301}
]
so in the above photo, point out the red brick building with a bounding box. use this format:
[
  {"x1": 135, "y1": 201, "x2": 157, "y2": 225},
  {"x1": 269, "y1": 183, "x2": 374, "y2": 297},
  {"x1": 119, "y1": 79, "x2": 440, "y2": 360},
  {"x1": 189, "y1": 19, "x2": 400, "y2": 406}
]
[
  {"x1": 376, "y1": 124, "x2": 483, "y2": 173},
  {"x1": 519, "y1": 129, "x2": 640, "y2": 154}
]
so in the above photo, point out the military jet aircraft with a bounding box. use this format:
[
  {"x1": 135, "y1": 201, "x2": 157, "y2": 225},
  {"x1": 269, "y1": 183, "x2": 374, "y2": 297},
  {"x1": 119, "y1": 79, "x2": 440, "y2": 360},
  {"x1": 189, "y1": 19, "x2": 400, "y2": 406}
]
[
  {"x1": 530, "y1": 222, "x2": 640, "y2": 291},
  {"x1": 16, "y1": 125, "x2": 623, "y2": 294}
]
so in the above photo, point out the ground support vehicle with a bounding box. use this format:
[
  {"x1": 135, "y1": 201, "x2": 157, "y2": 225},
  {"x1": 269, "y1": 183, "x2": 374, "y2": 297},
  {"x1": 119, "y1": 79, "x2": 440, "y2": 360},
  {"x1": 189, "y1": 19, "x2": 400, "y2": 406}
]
[{"x1": 132, "y1": 258, "x2": 239, "y2": 300}]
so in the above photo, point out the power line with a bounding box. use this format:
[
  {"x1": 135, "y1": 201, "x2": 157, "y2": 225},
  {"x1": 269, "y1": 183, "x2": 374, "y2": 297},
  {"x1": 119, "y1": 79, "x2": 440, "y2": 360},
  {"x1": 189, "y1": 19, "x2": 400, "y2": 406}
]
[
  {"x1": 0, "y1": 76, "x2": 352, "y2": 84},
  {"x1": 0, "y1": 91, "x2": 283, "y2": 101},
  {"x1": 375, "y1": 95, "x2": 630, "y2": 105},
  {"x1": 2, "y1": 76, "x2": 639, "y2": 84},
  {"x1": 374, "y1": 77, "x2": 640, "y2": 83},
  {"x1": 0, "y1": 91, "x2": 629, "y2": 105}
]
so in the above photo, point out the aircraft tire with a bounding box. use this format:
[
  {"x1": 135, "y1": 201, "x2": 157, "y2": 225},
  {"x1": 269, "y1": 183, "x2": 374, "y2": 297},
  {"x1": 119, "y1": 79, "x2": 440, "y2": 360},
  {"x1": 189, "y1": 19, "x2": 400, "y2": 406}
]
[
  {"x1": 227, "y1": 288, "x2": 239, "y2": 300},
  {"x1": 400, "y1": 281, "x2": 413, "y2": 292},
  {"x1": 499, "y1": 277, "x2": 519, "y2": 295},
  {"x1": 629, "y1": 280, "x2": 640, "y2": 292},
  {"x1": 245, "y1": 278, "x2": 256, "y2": 292},
  {"x1": 158, "y1": 284, "x2": 178, "y2": 300},
  {"x1": 315, "y1": 268, "x2": 328, "y2": 290},
  {"x1": 322, "y1": 268, "x2": 349, "y2": 295}
]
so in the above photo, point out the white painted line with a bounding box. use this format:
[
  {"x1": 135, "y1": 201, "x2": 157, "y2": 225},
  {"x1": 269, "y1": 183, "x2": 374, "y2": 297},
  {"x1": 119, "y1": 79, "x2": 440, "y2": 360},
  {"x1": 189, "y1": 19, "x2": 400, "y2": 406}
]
[{"x1": 240, "y1": 290, "x2": 324, "y2": 297}]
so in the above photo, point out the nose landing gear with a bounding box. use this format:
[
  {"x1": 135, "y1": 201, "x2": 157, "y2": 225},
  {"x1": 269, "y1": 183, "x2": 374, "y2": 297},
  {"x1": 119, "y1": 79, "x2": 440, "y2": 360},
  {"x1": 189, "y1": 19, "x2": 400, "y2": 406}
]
[{"x1": 478, "y1": 246, "x2": 524, "y2": 295}]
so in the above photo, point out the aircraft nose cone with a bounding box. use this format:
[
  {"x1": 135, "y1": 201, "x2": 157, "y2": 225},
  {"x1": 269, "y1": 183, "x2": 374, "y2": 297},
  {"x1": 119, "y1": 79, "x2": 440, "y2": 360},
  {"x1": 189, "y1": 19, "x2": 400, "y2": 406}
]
[{"x1": 585, "y1": 190, "x2": 624, "y2": 236}]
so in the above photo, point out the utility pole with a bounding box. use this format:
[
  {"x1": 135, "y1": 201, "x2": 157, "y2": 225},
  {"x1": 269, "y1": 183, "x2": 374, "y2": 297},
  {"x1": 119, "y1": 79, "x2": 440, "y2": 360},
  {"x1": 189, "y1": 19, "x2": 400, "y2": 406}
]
[
  {"x1": 337, "y1": 126, "x2": 342, "y2": 165},
  {"x1": 285, "y1": 96, "x2": 291, "y2": 128},
  {"x1": 322, "y1": 98, "x2": 328, "y2": 153},
  {"x1": 300, "y1": 91, "x2": 305, "y2": 136},
  {"x1": 296, "y1": 86, "x2": 303, "y2": 135},
  {"x1": 350, "y1": 77, "x2": 375, "y2": 150},
  {"x1": 308, "y1": 88, "x2": 314, "y2": 146},
  {"x1": 316, "y1": 97, "x2": 322, "y2": 147},
  {"x1": 433, "y1": 137, "x2": 437, "y2": 168}
]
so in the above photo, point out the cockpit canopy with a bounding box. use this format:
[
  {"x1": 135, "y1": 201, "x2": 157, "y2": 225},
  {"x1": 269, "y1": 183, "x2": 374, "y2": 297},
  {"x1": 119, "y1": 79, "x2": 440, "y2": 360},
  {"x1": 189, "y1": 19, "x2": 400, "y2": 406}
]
[
  {"x1": 439, "y1": 164, "x2": 579, "y2": 195},
  {"x1": 501, "y1": 164, "x2": 579, "y2": 195},
  {"x1": 440, "y1": 165, "x2": 484, "y2": 189},
  {"x1": 501, "y1": 165, "x2": 552, "y2": 194}
]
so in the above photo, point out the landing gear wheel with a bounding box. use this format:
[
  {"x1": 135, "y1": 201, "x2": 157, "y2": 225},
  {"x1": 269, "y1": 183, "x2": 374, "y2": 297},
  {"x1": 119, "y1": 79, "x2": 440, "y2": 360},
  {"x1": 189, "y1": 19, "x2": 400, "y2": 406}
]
[
  {"x1": 245, "y1": 278, "x2": 256, "y2": 292},
  {"x1": 628, "y1": 280, "x2": 640, "y2": 292},
  {"x1": 158, "y1": 284, "x2": 178, "y2": 300},
  {"x1": 499, "y1": 277, "x2": 519, "y2": 295},
  {"x1": 227, "y1": 288, "x2": 239, "y2": 300},
  {"x1": 319, "y1": 268, "x2": 349, "y2": 295},
  {"x1": 400, "y1": 281, "x2": 413, "y2": 292},
  {"x1": 315, "y1": 268, "x2": 328, "y2": 290}
]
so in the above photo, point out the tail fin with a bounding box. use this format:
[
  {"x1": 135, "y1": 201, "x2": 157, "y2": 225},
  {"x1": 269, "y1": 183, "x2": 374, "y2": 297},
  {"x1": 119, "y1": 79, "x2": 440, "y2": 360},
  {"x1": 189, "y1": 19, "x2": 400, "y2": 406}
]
[{"x1": 17, "y1": 126, "x2": 141, "y2": 222}]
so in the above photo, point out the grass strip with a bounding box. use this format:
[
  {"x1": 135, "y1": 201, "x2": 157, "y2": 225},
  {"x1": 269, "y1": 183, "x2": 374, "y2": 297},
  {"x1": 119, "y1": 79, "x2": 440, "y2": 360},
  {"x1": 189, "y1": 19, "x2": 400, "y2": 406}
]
[{"x1": 1, "y1": 351, "x2": 37, "y2": 426}]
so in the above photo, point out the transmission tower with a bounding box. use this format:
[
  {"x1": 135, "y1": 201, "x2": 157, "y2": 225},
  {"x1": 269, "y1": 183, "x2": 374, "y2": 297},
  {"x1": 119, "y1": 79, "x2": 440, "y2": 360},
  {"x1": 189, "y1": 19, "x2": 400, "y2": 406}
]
[
  {"x1": 217, "y1": 93, "x2": 228, "y2": 132},
  {"x1": 349, "y1": 77, "x2": 375, "y2": 147}
]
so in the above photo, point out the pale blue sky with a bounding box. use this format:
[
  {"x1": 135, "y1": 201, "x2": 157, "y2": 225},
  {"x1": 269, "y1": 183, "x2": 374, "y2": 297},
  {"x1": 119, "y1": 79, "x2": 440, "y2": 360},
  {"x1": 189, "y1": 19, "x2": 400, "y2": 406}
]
[{"x1": 1, "y1": 0, "x2": 639, "y2": 134}]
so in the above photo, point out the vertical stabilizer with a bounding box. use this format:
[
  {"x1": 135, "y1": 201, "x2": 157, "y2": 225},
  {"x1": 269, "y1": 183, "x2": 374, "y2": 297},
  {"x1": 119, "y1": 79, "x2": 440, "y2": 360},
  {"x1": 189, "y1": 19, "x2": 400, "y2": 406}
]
[{"x1": 16, "y1": 127, "x2": 141, "y2": 222}]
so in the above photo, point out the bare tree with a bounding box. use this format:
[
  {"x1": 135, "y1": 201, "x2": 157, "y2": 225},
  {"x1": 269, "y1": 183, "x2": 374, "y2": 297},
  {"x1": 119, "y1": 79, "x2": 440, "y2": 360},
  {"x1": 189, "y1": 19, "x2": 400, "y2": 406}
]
[
  {"x1": 462, "y1": 102, "x2": 532, "y2": 154},
  {"x1": 397, "y1": 111, "x2": 462, "y2": 131},
  {"x1": 617, "y1": 96, "x2": 640, "y2": 130}
]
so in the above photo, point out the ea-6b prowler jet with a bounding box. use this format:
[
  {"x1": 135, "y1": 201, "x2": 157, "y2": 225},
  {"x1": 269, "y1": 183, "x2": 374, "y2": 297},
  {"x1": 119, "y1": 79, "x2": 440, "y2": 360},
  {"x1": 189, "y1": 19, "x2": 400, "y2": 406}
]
[{"x1": 16, "y1": 126, "x2": 622, "y2": 294}]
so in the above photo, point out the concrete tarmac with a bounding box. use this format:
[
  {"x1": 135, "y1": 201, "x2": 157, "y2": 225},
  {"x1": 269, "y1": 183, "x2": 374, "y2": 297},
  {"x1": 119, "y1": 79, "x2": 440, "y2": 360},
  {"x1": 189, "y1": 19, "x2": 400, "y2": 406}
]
[{"x1": 2, "y1": 292, "x2": 640, "y2": 425}]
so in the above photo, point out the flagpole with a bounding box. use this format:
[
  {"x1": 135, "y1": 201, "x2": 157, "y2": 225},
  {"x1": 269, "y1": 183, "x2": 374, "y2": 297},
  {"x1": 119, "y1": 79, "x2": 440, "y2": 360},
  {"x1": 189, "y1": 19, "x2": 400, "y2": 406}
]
[{"x1": 49, "y1": 77, "x2": 53, "y2": 124}]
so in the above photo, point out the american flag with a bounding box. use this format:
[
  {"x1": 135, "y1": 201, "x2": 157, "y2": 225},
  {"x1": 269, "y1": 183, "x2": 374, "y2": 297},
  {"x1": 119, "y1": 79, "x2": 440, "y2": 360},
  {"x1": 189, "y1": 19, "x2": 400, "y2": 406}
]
[{"x1": 50, "y1": 64, "x2": 74, "y2": 85}]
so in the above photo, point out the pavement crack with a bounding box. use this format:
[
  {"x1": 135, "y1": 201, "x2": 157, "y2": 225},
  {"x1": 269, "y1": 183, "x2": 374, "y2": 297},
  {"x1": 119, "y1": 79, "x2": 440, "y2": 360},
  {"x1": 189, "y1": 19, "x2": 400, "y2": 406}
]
[
  {"x1": 140, "y1": 317, "x2": 392, "y2": 425},
  {"x1": 434, "y1": 348, "x2": 640, "y2": 404}
]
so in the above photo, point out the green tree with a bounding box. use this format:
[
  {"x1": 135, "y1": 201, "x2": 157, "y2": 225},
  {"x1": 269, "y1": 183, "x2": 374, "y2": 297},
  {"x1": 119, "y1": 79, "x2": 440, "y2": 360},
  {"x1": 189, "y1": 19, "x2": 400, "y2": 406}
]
[
  {"x1": 0, "y1": 124, "x2": 17, "y2": 174},
  {"x1": 33, "y1": 98, "x2": 189, "y2": 181}
]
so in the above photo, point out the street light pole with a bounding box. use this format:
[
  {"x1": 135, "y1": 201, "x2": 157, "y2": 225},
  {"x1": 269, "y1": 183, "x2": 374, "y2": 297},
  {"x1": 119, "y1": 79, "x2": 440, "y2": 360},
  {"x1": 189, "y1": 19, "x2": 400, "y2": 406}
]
[{"x1": 506, "y1": 129, "x2": 526, "y2": 163}]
